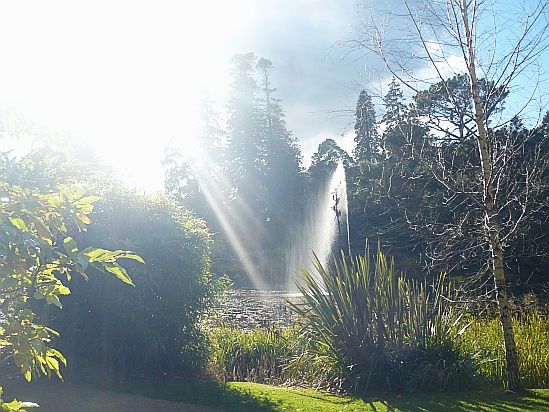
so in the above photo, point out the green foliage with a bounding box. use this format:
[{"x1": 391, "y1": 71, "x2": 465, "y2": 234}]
[
  {"x1": 0, "y1": 183, "x2": 141, "y2": 410},
  {"x1": 459, "y1": 313, "x2": 549, "y2": 389},
  {"x1": 47, "y1": 187, "x2": 217, "y2": 379},
  {"x1": 287, "y1": 243, "x2": 476, "y2": 393},
  {"x1": 0, "y1": 386, "x2": 38, "y2": 411},
  {"x1": 207, "y1": 324, "x2": 294, "y2": 385},
  {"x1": 354, "y1": 89, "x2": 379, "y2": 163},
  {"x1": 0, "y1": 185, "x2": 140, "y2": 381}
]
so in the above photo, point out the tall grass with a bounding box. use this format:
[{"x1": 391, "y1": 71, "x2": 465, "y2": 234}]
[
  {"x1": 206, "y1": 323, "x2": 348, "y2": 391},
  {"x1": 286, "y1": 244, "x2": 476, "y2": 393},
  {"x1": 205, "y1": 308, "x2": 549, "y2": 393},
  {"x1": 206, "y1": 324, "x2": 293, "y2": 385},
  {"x1": 459, "y1": 313, "x2": 549, "y2": 389}
]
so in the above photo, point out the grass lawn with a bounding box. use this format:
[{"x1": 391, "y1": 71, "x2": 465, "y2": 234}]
[{"x1": 111, "y1": 379, "x2": 549, "y2": 412}]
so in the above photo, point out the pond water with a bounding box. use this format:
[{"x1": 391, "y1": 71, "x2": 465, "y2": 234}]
[{"x1": 209, "y1": 289, "x2": 302, "y2": 331}]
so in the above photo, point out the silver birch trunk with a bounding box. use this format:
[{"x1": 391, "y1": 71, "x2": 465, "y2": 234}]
[{"x1": 460, "y1": 0, "x2": 522, "y2": 391}]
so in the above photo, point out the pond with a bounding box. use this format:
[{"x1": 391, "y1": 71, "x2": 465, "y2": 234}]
[{"x1": 209, "y1": 289, "x2": 301, "y2": 331}]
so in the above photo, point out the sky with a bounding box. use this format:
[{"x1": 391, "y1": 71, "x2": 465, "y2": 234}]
[
  {"x1": 0, "y1": 1, "x2": 546, "y2": 192},
  {"x1": 0, "y1": 0, "x2": 371, "y2": 192}
]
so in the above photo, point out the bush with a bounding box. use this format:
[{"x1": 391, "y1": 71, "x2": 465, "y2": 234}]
[
  {"x1": 287, "y1": 243, "x2": 477, "y2": 393},
  {"x1": 45, "y1": 187, "x2": 219, "y2": 380}
]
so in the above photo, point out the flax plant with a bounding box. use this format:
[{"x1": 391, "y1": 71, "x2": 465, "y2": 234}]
[{"x1": 287, "y1": 242, "x2": 475, "y2": 393}]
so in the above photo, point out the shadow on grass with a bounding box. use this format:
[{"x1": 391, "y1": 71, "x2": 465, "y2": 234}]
[
  {"x1": 355, "y1": 389, "x2": 549, "y2": 411},
  {"x1": 112, "y1": 379, "x2": 549, "y2": 412},
  {"x1": 109, "y1": 379, "x2": 279, "y2": 412}
]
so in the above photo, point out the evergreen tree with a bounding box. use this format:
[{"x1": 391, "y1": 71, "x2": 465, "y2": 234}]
[
  {"x1": 254, "y1": 58, "x2": 306, "y2": 286},
  {"x1": 196, "y1": 88, "x2": 224, "y2": 164},
  {"x1": 353, "y1": 89, "x2": 379, "y2": 163},
  {"x1": 162, "y1": 90, "x2": 224, "y2": 214},
  {"x1": 257, "y1": 58, "x2": 305, "y2": 244},
  {"x1": 381, "y1": 77, "x2": 409, "y2": 158},
  {"x1": 355, "y1": 79, "x2": 428, "y2": 273},
  {"x1": 225, "y1": 53, "x2": 265, "y2": 205}
]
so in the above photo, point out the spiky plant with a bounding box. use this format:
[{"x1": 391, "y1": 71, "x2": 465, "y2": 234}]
[{"x1": 287, "y1": 241, "x2": 476, "y2": 393}]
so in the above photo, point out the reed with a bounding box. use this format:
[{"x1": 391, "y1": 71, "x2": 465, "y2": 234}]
[
  {"x1": 459, "y1": 313, "x2": 549, "y2": 389},
  {"x1": 206, "y1": 324, "x2": 294, "y2": 385}
]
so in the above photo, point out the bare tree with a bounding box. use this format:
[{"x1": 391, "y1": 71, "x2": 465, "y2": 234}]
[{"x1": 348, "y1": 0, "x2": 549, "y2": 390}]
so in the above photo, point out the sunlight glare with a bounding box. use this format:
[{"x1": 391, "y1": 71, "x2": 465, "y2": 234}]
[
  {"x1": 0, "y1": 0, "x2": 253, "y2": 192},
  {"x1": 195, "y1": 159, "x2": 268, "y2": 290}
]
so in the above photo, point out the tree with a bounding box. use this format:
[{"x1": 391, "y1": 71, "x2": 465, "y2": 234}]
[
  {"x1": 225, "y1": 53, "x2": 265, "y2": 208},
  {"x1": 348, "y1": 81, "x2": 428, "y2": 272},
  {"x1": 309, "y1": 138, "x2": 352, "y2": 181},
  {"x1": 257, "y1": 58, "x2": 305, "y2": 259},
  {"x1": 353, "y1": 89, "x2": 380, "y2": 163},
  {"x1": 349, "y1": 89, "x2": 384, "y2": 254},
  {"x1": 351, "y1": 0, "x2": 549, "y2": 390},
  {"x1": 0, "y1": 120, "x2": 142, "y2": 407}
]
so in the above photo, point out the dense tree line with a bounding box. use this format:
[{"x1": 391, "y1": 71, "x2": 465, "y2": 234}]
[
  {"x1": 348, "y1": 78, "x2": 549, "y2": 292},
  {"x1": 163, "y1": 54, "x2": 549, "y2": 298}
]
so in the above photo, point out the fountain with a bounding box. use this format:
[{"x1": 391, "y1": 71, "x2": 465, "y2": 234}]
[
  {"x1": 212, "y1": 161, "x2": 350, "y2": 330},
  {"x1": 285, "y1": 161, "x2": 350, "y2": 292}
]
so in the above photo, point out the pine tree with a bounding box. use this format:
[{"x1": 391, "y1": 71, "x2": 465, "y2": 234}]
[
  {"x1": 353, "y1": 89, "x2": 379, "y2": 163},
  {"x1": 225, "y1": 52, "x2": 264, "y2": 202},
  {"x1": 257, "y1": 58, "x2": 304, "y2": 236},
  {"x1": 382, "y1": 77, "x2": 409, "y2": 158}
]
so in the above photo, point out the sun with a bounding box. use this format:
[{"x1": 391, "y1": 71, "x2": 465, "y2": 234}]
[{"x1": 0, "y1": 1, "x2": 255, "y2": 193}]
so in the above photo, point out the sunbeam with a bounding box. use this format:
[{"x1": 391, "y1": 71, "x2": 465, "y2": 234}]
[{"x1": 194, "y1": 159, "x2": 268, "y2": 290}]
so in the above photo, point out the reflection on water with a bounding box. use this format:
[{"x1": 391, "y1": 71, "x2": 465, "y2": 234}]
[{"x1": 209, "y1": 289, "x2": 302, "y2": 331}]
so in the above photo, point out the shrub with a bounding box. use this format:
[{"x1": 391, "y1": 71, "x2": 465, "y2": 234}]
[
  {"x1": 45, "y1": 188, "x2": 218, "y2": 380},
  {"x1": 287, "y1": 243, "x2": 477, "y2": 393}
]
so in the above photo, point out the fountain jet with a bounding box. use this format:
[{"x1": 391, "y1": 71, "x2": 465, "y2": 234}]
[{"x1": 285, "y1": 162, "x2": 349, "y2": 292}]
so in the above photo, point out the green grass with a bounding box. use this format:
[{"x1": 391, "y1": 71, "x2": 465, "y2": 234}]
[{"x1": 111, "y1": 379, "x2": 549, "y2": 411}]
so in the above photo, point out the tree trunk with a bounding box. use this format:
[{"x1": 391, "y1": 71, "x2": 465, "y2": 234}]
[{"x1": 461, "y1": 0, "x2": 522, "y2": 391}]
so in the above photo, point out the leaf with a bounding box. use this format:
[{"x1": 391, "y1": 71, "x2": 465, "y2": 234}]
[
  {"x1": 104, "y1": 264, "x2": 134, "y2": 286},
  {"x1": 57, "y1": 285, "x2": 70, "y2": 295},
  {"x1": 8, "y1": 217, "x2": 27, "y2": 232},
  {"x1": 46, "y1": 294, "x2": 62, "y2": 308},
  {"x1": 34, "y1": 218, "x2": 51, "y2": 241},
  {"x1": 63, "y1": 237, "x2": 78, "y2": 258},
  {"x1": 19, "y1": 401, "x2": 40, "y2": 408},
  {"x1": 122, "y1": 253, "x2": 145, "y2": 264},
  {"x1": 82, "y1": 248, "x2": 109, "y2": 262},
  {"x1": 47, "y1": 348, "x2": 67, "y2": 366},
  {"x1": 73, "y1": 187, "x2": 86, "y2": 200},
  {"x1": 77, "y1": 256, "x2": 89, "y2": 271},
  {"x1": 76, "y1": 213, "x2": 91, "y2": 225},
  {"x1": 45, "y1": 356, "x2": 59, "y2": 372}
]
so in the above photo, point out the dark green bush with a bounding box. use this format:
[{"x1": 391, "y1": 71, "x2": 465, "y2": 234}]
[{"x1": 45, "y1": 187, "x2": 219, "y2": 380}]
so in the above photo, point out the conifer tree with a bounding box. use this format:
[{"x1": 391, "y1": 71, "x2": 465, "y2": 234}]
[{"x1": 353, "y1": 89, "x2": 379, "y2": 163}]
